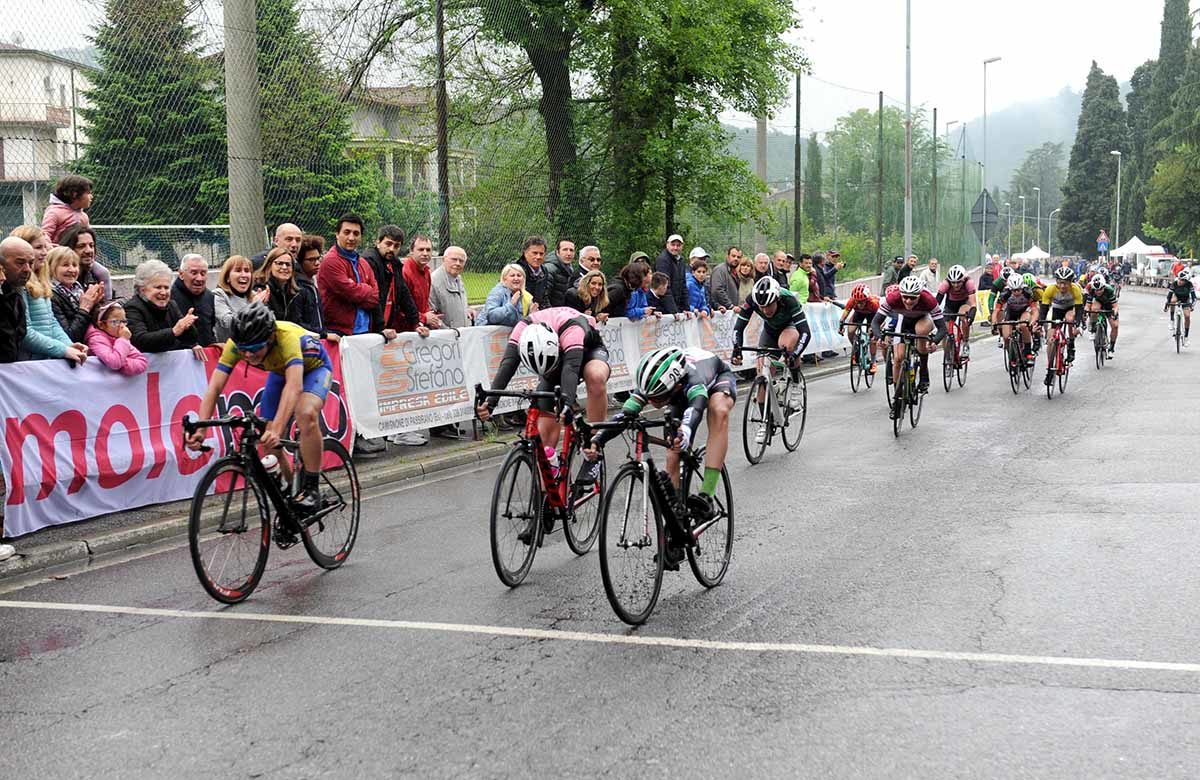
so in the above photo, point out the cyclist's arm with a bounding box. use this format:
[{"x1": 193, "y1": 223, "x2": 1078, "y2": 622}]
[
  {"x1": 732, "y1": 306, "x2": 752, "y2": 350},
  {"x1": 870, "y1": 310, "x2": 887, "y2": 339},
  {"x1": 678, "y1": 385, "x2": 709, "y2": 450},
  {"x1": 486, "y1": 343, "x2": 522, "y2": 409},
  {"x1": 193, "y1": 368, "x2": 232, "y2": 431},
  {"x1": 557, "y1": 346, "x2": 585, "y2": 404},
  {"x1": 930, "y1": 310, "x2": 948, "y2": 341},
  {"x1": 1072, "y1": 287, "x2": 1085, "y2": 321},
  {"x1": 591, "y1": 394, "x2": 646, "y2": 448}
]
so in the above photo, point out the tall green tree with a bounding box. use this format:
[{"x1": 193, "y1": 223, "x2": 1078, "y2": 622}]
[
  {"x1": 802, "y1": 133, "x2": 824, "y2": 232},
  {"x1": 1144, "y1": 43, "x2": 1200, "y2": 254},
  {"x1": 1123, "y1": 60, "x2": 1157, "y2": 243},
  {"x1": 1058, "y1": 62, "x2": 1128, "y2": 255},
  {"x1": 75, "y1": 0, "x2": 225, "y2": 224}
]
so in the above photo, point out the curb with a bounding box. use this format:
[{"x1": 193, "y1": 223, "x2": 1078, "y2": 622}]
[{"x1": 0, "y1": 439, "x2": 513, "y2": 583}]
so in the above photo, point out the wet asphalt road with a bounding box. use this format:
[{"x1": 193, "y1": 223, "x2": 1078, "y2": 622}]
[{"x1": 3, "y1": 288, "x2": 1199, "y2": 778}]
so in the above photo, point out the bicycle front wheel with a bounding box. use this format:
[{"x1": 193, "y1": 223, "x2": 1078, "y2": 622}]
[
  {"x1": 189, "y1": 457, "x2": 271, "y2": 604},
  {"x1": 599, "y1": 463, "x2": 664, "y2": 625},
  {"x1": 862, "y1": 343, "x2": 876, "y2": 389},
  {"x1": 1094, "y1": 325, "x2": 1106, "y2": 369},
  {"x1": 909, "y1": 366, "x2": 925, "y2": 428},
  {"x1": 300, "y1": 438, "x2": 360, "y2": 570},
  {"x1": 781, "y1": 371, "x2": 806, "y2": 452},
  {"x1": 489, "y1": 447, "x2": 542, "y2": 587},
  {"x1": 1177, "y1": 314, "x2": 1183, "y2": 353},
  {"x1": 741, "y1": 377, "x2": 770, "y2": 465},
  {"x1": 680, "y1": 452, "x2": 733, "y2": 588},
  {"x1": 849, "y1": 347, "x2": 862, "y2": 393},
  {"x1": 1006, "y1": 337, "x2": 1021, "y2": 395},
  {"x1": 942, "y1": 335, "x2": 955, "y2": 392},
  {"x1": 562, "y1": 438, "x2": 604, "y2": 556}
]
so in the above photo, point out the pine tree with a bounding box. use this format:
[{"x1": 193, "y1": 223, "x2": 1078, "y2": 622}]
[
  {"x1": 803, "y1": 133, "x2": 824, "y2": 233},
  {"x1": 1144, "y1": 44, "x2": 1200, "y2": 253},
  {"x1": 1058, "y1": 62, "x2": 1128, "y2": 255},
  {"x1": 1124, "y1": 60, "x2": 1157, "y2": 242},
  {"x1": 75, "y1": 0, "x2": 226, "y2": 224}
]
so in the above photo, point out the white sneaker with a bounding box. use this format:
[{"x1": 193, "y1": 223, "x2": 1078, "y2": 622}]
[
  {"x1": 787, "y1": 387, "x2": 804, "y2": 409},
  {"x1": 0, "y1": 543, "x2": 15, "y2": 562},
  {"x1": 1185, "y1": 336, "x2": 1190, "y2": 347},
  {"x1": 754, "y1": 426, "x2": 767, "y2": 445},
  {"x1": 387, "y1": 431, "x2": 429, "y2": 446}
]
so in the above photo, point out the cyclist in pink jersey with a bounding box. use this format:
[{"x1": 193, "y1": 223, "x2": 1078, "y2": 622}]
[
  {"x1": 935, "y1": 264, "x2": 978, "y2": 342},
  {"x1": 871, "y1": 275, "x2": 947, "y2": 393}
]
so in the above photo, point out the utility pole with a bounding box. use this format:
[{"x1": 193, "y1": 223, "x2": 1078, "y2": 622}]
[
  {"x1": 832, "y1": 142, "x2": 839, "y2": 242},
  {"x1": 876, "y1": 91, "x2": 884, "y2": 274},
  {"x1": 224, "y1": 0, "x2": 265, "y2": 258},
  {"x1": 793, "y1": 72, "x2": 802, "y2": 255},
  {"x1": 932, "y1": 108, "x2": 938, "y2": 258},
  {"x1": 982, "y1": 56, "x2": 1001, "y2": 262},
  {"x1": 903, "y1": 0, "x2": 913, "y2": 258},
  {"x1": 959, "y1": 126, "x2": 966, "y2": 264},
  {"x1": 435, "y1": 0, "x2": 451, "y2": 250},
  {"x1": 756, "y1": 114, "x2": 768, "y2": 254}
]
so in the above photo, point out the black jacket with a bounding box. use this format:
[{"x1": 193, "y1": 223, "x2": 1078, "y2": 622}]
[
  {"x1": 544, "y1": 254, "x2": 576, "y2": 308},
  {"x1": 517, "y1": 258, "x2": 551, "y2": 309},
  {"x1": 170, "y1": 277, "x2": 216, "y2": 346},
  {"x1": 51, "y1": 284, "x2": 91, "y2": 343},
  {"x1": 655, "y1": 249, "x2": 687, "y2": 314},
  {"x1": 604, "y1": 280, "x2": 629, "y2": 319},
  {"x1": 293, "y1": 275, "x2": 326, "y2": 336},
  {"x1": 126, "y1": 293, "x2": 196, "y2": 353},
  {"x1": 565, "y1": 288, "x2": 604, "y2": 318},
  {"x1": 0, "y1": 281, "x2": 28, "y2": 362},
  {"x1": 361, "y1": 246, "x2": 419, "y2": 332}
]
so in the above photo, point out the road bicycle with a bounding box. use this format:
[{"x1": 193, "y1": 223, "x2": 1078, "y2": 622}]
[
  {"x1": 591, "y1": 414, "x2": 734, "y2": 625},
  {"x1": 1091, "y1": 309, "x2": 1112, "y2": 368},
  {"x1": 881, "y1": 331, "x2": 935, "y2": 437},
  {"x1": 739, "y1": 346, "x2": 806, "y2": 464},
  {"x1": 840, "y1": 319, "x2": 876, "y2": 393},
  {"x1": 182, "y1": 412, "x2": 360, "y2": 604},
  {"x1": 474, "y1": 384, "x2": 605, "y2": 587},
  {"x1": 941, "y1": 313, "x2": 972, "y2": 392},
  {"x1": 996, "y1": 319, "x2": 1035, "y2": 394},
  {"x1": 1039, "y1": 319, "x2": 1074, "y2": 399},
  {"x1": 1167, "y1": 304, "x2": 1186, "y2": 353}
]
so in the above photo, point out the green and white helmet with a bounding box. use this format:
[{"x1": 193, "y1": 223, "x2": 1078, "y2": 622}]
[{"x1": 635, "y1": 347, "x2": 687, "y2": 399}]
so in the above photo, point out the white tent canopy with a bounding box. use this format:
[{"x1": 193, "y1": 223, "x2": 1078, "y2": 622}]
[
  {"x1": 1111, "y1": 236, "x2": 1165, "y2": 258},
  {"x1": 1022, "y1": 245, "x2": 1050, "y2": 260}
]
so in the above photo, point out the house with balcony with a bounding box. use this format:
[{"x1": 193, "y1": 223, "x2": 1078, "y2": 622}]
[{"x1": 0, "y1": 44, "x2": 94, "y2": 229}]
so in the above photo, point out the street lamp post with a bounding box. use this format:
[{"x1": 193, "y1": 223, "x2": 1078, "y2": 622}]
[
  {"x1": 1048, "y1": 208, "x2": 1062, "y2": 257},
  {"x1": 1111, "y1": 150, "x2": 1122, "y2": 252},
  {"x1": 1004, "y1": 202, "x2": 1011, "y2": 258},
  {"x1": 982, "y1": 56, "x2": 1002, "y2": 263},
  {"x1": 1033, "y1": 186, "x2": 1041, "y2": 249},
  {"x1": 1019, "y1": 195, "x2": 1026, "y2": 251},
  {"x1": 904, "y1": 0, "x2": 913, "y2": 258}
]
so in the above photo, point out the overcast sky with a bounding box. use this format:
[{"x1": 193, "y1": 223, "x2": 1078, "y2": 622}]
[{"x1": 732, "y1": 0, "x2": 1198, "y2": 135}]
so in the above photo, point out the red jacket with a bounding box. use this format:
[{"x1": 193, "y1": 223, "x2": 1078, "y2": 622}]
[
  {"x1": 317, "y1": 246, "x2": 379, "y2": 336},
  {"x1": 401, "y1": 257, "x2": 434, "y2": 326}
]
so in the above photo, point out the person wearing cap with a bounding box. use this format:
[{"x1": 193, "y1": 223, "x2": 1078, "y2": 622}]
[
  {"x1": 881, "y1": 255, "x2": 905, "y2": 292},
  {"x1": 655, "y1": 233, "x2": 688, "y2": 315}
]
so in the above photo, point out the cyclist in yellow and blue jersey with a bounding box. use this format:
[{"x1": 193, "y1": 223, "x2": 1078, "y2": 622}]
[{"x1": 1037, "y1": 266, "x2": 1085, "y2": 386}]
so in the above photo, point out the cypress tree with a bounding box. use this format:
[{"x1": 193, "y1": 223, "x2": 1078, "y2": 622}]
[
  {"x1": 1124, "y1": 60, "x2": 1157, "y2": 242},
  {"x1": 75, "y1": 0, "x2": 226, "y2": 225},
  {"x1": 803, "y1": 133, "x2": 824, "y2": 233},
  {"x1": 1058, "y1": 62, "x2": 1128, "y2": 255}
]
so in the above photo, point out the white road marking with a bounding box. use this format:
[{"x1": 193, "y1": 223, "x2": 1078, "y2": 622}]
[{"x1": 3, "y1": 599, "x2": 1200, "y2": 674}]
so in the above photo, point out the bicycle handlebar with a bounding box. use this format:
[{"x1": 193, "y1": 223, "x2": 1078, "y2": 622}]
[
  {"x1": 474, "y1": 382, "x2": 566, "y2": 411},
  {"x1": 878, "y1": 331, "x2": 936, "y2": 341},
  {"x1": 182, "y1": 412, "x2": 266, "y2": 436},
  {"x1": 736, "y1": 346, "x2": 789, "y2": 356}
]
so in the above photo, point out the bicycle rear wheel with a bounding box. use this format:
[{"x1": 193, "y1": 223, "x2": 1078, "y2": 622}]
[
  {"x1": 680, "y1": 451, "x2": 733, "y2": 588},
  {"x1": 955, "y1": 339, "x2": 969, "y2": 387},
  {"x1": 189, "y1": 457, "x2": 271, "y2": 604},
  {"x1": 942, "y1": 334, "x2": 955, "y2": 392},
  {"x1": 741, "y1": 377, "x2": 770, "y2": 465},
  {"x1": 883, "y1": 345, "x2": 895, "y2": 407},
  {"x1": 562, "y1": 437, "x2": 604, "y2": 555},
  {"x1": 781, "y1": 371, "x2": 806, "y2": 452},
  {"x1": 599, "y1": 463, "x2": 664, "y2": 625},
  {"x1": 1058, "y1": 362, "x2": 1070, "y2": 393},
  {"x1": 489, "y1": 447, "x2": 542, "y2": 587},
  {"x1": 298, "y1": 439, "x2": 360, "y2": 569},
  {"x1": 862, "y1": 342, "x2": 876, "y2": 389}
]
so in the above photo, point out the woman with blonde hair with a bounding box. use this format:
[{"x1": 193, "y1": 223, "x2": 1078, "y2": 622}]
[
  {"x1": 48, "y1": 246, "x2": 102, "y2": 342},
  {"x1": 478, "y1": 263, "x2": 534, "y2": 326},
  {"x1": 7, "y1": 226, "x2": 86, "y2": 362},
  {"x1": 213, "y1": 255, "x2": 269, "y2": 341},
  {"x1": 566, "y1": 269, "x2": 610, "y2": 322}
]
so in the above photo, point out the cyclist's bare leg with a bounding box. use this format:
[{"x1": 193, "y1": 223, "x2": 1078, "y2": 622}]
[
  {"x1": 915, "y1": 317, "x2": 935, "y2": 381},
  {"x1": 1020, "y1": 309, "x2": 1034, "y2": 347},
  {"x1": 891, "y1": 339, "x2": 906, "y2": 383},
  {"x1": 705, "y1": 393, "x2": 733, "y2": 471},
  {"x1": 582, "y1": 359, "x2": 610, "y2": 423},
  {"x1": 665, "y1": 448, "x2": 681, "y2": 490},
  {"x1": 295, "y1": 392, "x2": 324, "y2": 474},
  {"x1": 846, "y1": 323, "x2": 858, "y2": 361},
  {"x1": 537, "y1": 414, "x2": 562, "y2": 451}
]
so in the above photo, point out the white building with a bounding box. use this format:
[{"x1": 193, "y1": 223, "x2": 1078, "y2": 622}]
[{"x1": 0, "y1": 44, "x2": 94, "y2": 229}]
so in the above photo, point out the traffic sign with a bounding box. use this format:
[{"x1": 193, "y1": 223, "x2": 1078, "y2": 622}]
[
  {"x1": 970, "y1": 190, "x2": 999, "y2": 243},
  {"x1": 1097, "y1": 230, "x2": 1109, "y2": 253}
]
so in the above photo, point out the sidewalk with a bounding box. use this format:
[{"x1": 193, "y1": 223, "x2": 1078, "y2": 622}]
[{"x1": 0, "y1": 350, "x2": 866, "y2": 583}]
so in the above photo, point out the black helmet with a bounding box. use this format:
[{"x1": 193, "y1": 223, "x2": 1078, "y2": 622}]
[{"x1": 231, "y1": 302, "x2": 276, "y2": 348}]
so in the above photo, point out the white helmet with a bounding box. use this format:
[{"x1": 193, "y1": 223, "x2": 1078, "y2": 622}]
[
  {"x1": 635, "y1": 348, "x2": 687, "y2": 399},
  {"x1": 898, "y1": 275, "x2": 924, "y2": 296},
  {"x1": 1006, "y1": 274, "x2": 1024, "y2": 291},
  {"x1": 946, "y1": 264, "x2": 967, "y2": 283},
  {"x1": 999, "y1": 267, "x2": 1014, "y2": 281},
  {"x1": 751, "y1": 276, "x2": 781, "y2": 307},
  {"x1": 517, "y1": 322, "x2": 559, "y2": 376},
  {"x1": 1089, "y1": 273, "x2": 1107, "y2": 291},
  {"x1": 1179, "y1": 269, "x2": 1192, "y2": 282}
]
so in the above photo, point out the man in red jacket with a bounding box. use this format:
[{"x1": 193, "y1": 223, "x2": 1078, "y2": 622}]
[{"x1": 401, "y1": 234, "x2": 444, "y2": 330}]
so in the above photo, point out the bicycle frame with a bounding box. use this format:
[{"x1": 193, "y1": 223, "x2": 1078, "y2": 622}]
[{"x1": 1039, "y1": 320, "x2": 1071, "y2": 374}]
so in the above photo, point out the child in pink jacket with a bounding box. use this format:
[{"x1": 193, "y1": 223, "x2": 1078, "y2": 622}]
[
  {"x1": 85, "y1": 301, "x2": 148, "y2": 376},
  {"x1": 42, "y1": 175, "x2": 93, "y2": 245}
]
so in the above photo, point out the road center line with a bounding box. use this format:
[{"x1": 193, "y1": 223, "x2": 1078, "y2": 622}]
[{"x1": 3, "y1": 599, "x2": 1199, "y2": 674}]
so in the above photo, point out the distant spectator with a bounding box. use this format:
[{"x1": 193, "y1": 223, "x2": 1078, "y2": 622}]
[
  {"x1": 917, "y1": 257, "x2": 939, "y2": 291},
  {"x1": 256, "y1": 247, "x2": 304, "y2": 324},
  {"x1": 295, "y1": 234, "x2": 331, "y2": 338},
  {"x1": 735, "y1": 255, "x2": 757, "y2": 302},
  {"x1": 544, "y1": 238, "x2": 579, "y2": 307},
  {"x1": 516, "y1": 235, "x2": 550, "y2": 309},
  {"x1": 361, "y1": 224, "x2": 421, "y2": 337},
  {"x1": 604, "y1": 255, "x2": 645, "y2": 319},
  {"x1": 41, "y1": 174, "x2": 92, "y2": 245},
  {"x1": 213, "y1": 255, "x2": 268, "y2": 342},
  {"x1": 578, "y1": 245, "x2": 603, "y2": 275},
  {"x1": 318, "y1": 215, "x2": 379, "y2": 338},
  {"x1": 58, "y1": 224, "x2": 112, "y2": 300},
  {"x1": 86, "y1": 300, "x2": 147, "y2": 376},
  {"x1": 687, "y1": 257, "x2": 712, "y2": 316},
  {"x1": 478, "y1": 264, "x2": 533, "y2": 326},
  {"x1": 172, "y1": 254, "x2": 216, "y2": 346},
  {"x1": 251, "y1": 222, "x2": 304, "y2": 270},
  {"x1": 8, "y1": 225, "x2": 51, "y2": 273},
  {"x1": 18, "y1": 236, "x2": 84, "y2": 364},
  {"x1": 753, "y1": 252, "x2": 772, "y2": 280},
  {"x1": 399, "y1": 234, "x2": 444, "y2": 333},
  {"x1": 49, "y1": 246, "x2": 104, "y2": 342},
  {"x1": 647, "y1": 271, "x2": 672, "y2": 315},
  {"x1": 566, "y1": 270, "x2": 609, "y2": 321},
  {"x1": 621, "y1": 262, "x2": 655, "y2": 320},
  {"x1": 709, "y1": 246, "x2": 742, "y2": 311},
  {"x1": 789, "y1": 253, "x2": 812, "y2": 299},
  {"x1": 0, "y1": 236, "x2": 33, "y2": 363},
  {"x1": 126, "y1": 259, "x2": 206, "y2": 359},
  {"x1": 655, "y1": 233, "x2": 687, "y2": 314},
  {"x1": 881, "y1": 255, "x2": 905, "y2": 292},
  {"x1": 771, "y1": 250, "x2": 791, "y2": 287},
  {"x1": 817, "y1": 250, "x2": 844, "y2": 299},
  {"x1": 429, "y1": 245, "x2": 475, "y2": 328},
  {"x1": 898, "y1": 254, "x2": 918, "y2": 282}
]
